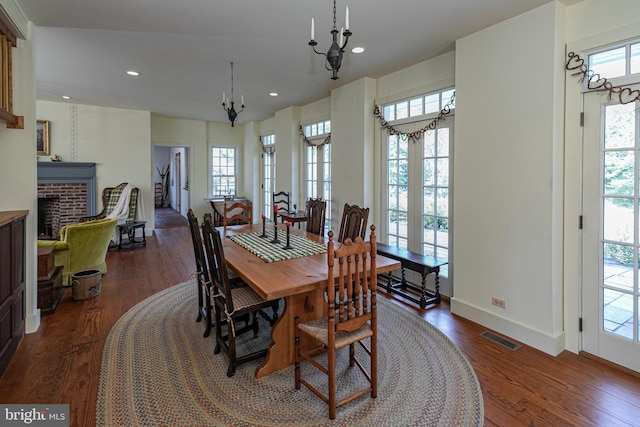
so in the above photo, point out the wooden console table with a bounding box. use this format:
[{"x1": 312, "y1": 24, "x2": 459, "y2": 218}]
[{"x1": 376, "y1": 243, "x2": 448, "y2": 309}]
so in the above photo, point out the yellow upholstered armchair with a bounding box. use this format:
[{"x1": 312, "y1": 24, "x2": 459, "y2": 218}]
[{"x1": 37, "y1": 218, "x2": 117, "y2": 286}]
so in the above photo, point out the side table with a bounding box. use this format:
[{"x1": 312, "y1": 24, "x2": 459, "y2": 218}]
[
  {"x1": 116, "y1": 221, "x2": 147, "y2": 250},
  {"x1": 279, "y1": 211, "x2": 308, "y2": 229},
  {"x1": 38, "y1": 265, "x2": 64, "y2": 316}
]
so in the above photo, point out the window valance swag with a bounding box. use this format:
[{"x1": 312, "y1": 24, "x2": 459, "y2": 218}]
[
  {"x1": 566, "y1": 51, "x2": 640, "y2": 104},
  {"x1": 373, "y1": 92, "x2": 455, "y2": 143},
  {"x1": 299, "y1": 125, "x2": 331, "y2": 148}
]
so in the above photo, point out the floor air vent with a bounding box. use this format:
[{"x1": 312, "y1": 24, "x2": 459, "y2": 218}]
[{"x1": 480, "y1": 331, "x2": 520, "y2": 351}]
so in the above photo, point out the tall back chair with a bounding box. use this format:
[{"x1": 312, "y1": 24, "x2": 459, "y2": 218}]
[
  {"x1": 295, "y1": 225, "x2": 378, "y2": 420},
  {"x1": 187, "y1": 209, "x2": 214, "y2": 338},
  {"x1": 81, "y1": 182, "x2": 139, "y2": 223},
  {"x1": 272, "y1": 191, "x2": 290, "y2": 222},
  {"x1": 305, "y1": 198, "x2": 327, "y2": 236},
  {"x1": 223, "y1": 201, "x2": 252, "y2": 234},
  {"x1": 201, "y1": 217, "x2": 279, "y2": 377},
  {"x1": 337, "y1": 203, "x2": 369, "y2": 243}
]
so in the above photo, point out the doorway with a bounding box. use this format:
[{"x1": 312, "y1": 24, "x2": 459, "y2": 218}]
[
  {"x1": 154, "y1": 145, "x2": 189, "y2": 228},
  {"x1": 582, "y1": 88, "x2": 640, "y2": 372}
]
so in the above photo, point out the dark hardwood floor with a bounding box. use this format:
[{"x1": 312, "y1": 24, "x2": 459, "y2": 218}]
[{"x1": 1, "y1": 226, "x2": 639, "y2": 426}]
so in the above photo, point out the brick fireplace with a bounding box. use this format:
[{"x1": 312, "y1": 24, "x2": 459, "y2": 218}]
[{"x1": 37, "y1": 162, "x2": 97, "y2": 239}]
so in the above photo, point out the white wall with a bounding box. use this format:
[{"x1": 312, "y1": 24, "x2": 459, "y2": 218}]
[
  {"x1": 37, "y1": 101, "x2": 153, "y2": 229},
  {"x1": 330, "y1": 78, "x2": 377, "y2": 228},
  {"x1": 0, "y1": 1, "x2": 37, "y2": 332},
  {"x1": 452, "y1": 2, "x2": 566, "y2": 355}
]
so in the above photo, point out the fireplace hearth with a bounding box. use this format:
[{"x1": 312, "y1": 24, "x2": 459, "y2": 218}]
[{"x1": 37, "y1": 162, "x2": 96, "y2": 239}]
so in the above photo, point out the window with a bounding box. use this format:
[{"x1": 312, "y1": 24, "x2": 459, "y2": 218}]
[
  {"x1": 262, "y1": 134, "x2": 276, "y2": 218},
  {"x1": 211, "y1": 147, "x2": 237, "y2": 197},
  {"x1": 587, "y1": 39, "x2": 640, "y2": 79},
  {"x1": 383, "y1": 88, "x2": 454, "y2": 276},
  {"x1": 303, "y1": 120, "x2": 331, "y2": 233}
]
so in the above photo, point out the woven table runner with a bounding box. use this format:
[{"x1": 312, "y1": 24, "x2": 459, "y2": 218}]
[{"x1": 229, "y1": 231, "x2": 327, "y2": 263}]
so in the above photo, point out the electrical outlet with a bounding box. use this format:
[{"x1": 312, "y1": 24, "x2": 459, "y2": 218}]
[{"x1": 492, "y1": 297, "x2": 506, "y2": 309}]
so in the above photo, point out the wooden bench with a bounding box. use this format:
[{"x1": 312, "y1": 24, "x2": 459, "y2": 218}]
[{"x1": 376, "y1": 243, "x2": 448, "y2": 309}]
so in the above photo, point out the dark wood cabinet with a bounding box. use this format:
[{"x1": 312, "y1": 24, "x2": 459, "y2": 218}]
[{"x1": 0, "y1": 210, "x2": 27, "y2": 377}]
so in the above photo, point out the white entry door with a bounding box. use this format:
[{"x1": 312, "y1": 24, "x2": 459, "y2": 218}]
[{"x1": 582, "y1": 88, "x2": 640, "y2": 372}]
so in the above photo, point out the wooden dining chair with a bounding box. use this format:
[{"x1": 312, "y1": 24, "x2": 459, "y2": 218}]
[
  {"x1": 201, "y1": 217, "x2": 279, "y2": 377},
  {"x1": 305, "y1": 198, "x2": 327, "y2": 236},
  {"x1": 337, "y1": 203, "x2": 369, "y2": 243},
  {"x1": 272, "y1": 191, "x2": 290, "y2": 222},
  {"x1": 223, "y1": 201, "x2": 252, "y2": 234},
  {"x1": 295, "y1": 225, "x2": 378, "y2": 420},
  {"x1": 187, "y1": 209, "x2": 214, "y2": 338}
]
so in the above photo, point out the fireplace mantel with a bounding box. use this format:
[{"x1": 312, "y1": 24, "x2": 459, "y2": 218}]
[{"x1": 37, "y1": 162, "x2": 97, "y2": 216}]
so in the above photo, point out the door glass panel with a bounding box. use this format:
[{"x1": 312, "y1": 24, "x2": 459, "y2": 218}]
[
  {"x1": 603, "y1": 197, "x2": 634, "y2": 243},
  {"x1": 604, "y1": 151, "x2": 634, "y2": 195},
  {"x1": 603, "y1": 288, "x2": 634, "y2": 340},
  {"x1": 423, "y1": 188, "x2": 434, "y2": 215},
  {"x1": 604, "y1": 243, "x2": 634, "y2": 292},
  {"x1": 604, "y1": 103, "x2": 635, "y2": 149},
  {"x1": 436, "y1": 158, "x2": 449, "y2": 186}
]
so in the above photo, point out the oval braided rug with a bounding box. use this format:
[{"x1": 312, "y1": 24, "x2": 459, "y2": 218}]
[{"x1": 96, "y1": 280, "x2": 483, "y2": 426}]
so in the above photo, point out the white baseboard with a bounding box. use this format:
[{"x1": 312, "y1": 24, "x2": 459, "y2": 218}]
[{"x1": 451, "y1": 297, "x2": 566, "y2": 356}]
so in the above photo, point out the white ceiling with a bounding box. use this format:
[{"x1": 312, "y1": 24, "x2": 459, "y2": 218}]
[{"x1": 15, "y1": 0, "x2": 553, "y2": 124}]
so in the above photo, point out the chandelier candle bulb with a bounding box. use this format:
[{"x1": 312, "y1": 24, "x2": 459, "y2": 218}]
[
  {"x1": 311, "y1": 18, "x2": 314, "y2": 40},
  {"x1": 345, "y1": 6, "x2": 349, "y2": 30}
]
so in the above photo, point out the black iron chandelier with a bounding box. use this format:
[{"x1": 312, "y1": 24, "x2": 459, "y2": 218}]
[
  {"x1": 309, "y1": 0, "x2": 352, "y2": 80},
  {"x1": 222, "y1": 62, "x2": 244, "y2": 127}
]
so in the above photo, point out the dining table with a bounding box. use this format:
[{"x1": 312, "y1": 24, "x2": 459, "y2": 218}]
[{"x1": 221, "y1": 223, "x2": 401, "y2": 378}]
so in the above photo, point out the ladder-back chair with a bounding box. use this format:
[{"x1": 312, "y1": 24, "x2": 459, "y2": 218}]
[
  {"x1": 272, "y1": 191, "x2": 290, "y2": 222},
  {"x1": 187, "y1": 209, "x2": 214, "y2": 338},
  {"x1": 305, "y1": 198, "x2": 327, "y2": 236},
  {"x1": 202, "y1": 217, "x2": 279, "y2": 377},
  {"x1": 337, "y1": 203, "x2": 369, "y2": 243},
  {"x1": 223, "y1": 201, "x2": 252, "y2": 234},
  {"x1": 295, "y1": 225, "x2": 378, "y2": 420}
]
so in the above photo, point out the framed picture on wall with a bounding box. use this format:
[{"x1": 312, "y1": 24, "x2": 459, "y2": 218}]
[{"x1": 37, "y1": 120, "x2": 50, "y2": 156}]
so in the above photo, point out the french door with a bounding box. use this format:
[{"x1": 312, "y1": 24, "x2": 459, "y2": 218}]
[{"x1": 582, "y1": 88, "x2": 640, "y2": 372}]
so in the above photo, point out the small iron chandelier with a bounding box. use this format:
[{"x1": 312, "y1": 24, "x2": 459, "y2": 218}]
[
  {"x1": 309, "y1": 0, "x2": 352, "y2": 80},
  {"x1": 222, "y1": 62, "x2": 244, "y2": 127}
]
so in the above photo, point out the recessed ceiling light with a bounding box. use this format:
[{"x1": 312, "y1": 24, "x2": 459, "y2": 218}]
[
  {"x1": 351, "y1": 47, "x2": 365, "y2": 54},
  {"x1": 62, "y1": 95, "x2": 71, "y2": 100},
  {"x1": 126, "y1": 70, "x2": 140, "y2": 76},
  {"x1": 269, "y1": 92, "x2": 279, "y2": 97}
]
